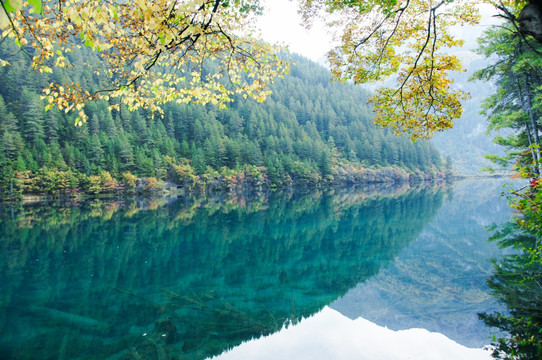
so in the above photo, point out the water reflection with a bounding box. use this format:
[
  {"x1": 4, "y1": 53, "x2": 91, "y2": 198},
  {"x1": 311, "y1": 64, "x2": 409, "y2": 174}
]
[
  {"x1": 211, "y1": 179, "x2": 513, "y2": 360},
  {"x1": 0, "y1": 183, "x2": 445, "y2": 360},
  {"x1": 332, "y1": 179, "x2": 514, "y2": 348},
  {"x1": 211, "y1": 306, "x2": 490, "y2": 360},
  {"x1": 479, "y1": 220, "x2": 542, "y2": 359}
]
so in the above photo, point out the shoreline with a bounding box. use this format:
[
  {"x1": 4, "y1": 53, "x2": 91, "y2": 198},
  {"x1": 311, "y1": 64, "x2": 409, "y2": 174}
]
[
  {"x1": 9, "y1": 172, "x2": 512, "y2": 205},
  {"x1": 1, "y1": 164, "x2": 454, "y2": 204}
]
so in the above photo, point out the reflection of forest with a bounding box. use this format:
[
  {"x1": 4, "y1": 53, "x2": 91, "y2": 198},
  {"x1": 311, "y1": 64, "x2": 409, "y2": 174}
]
[
  {"x1": 331, "y1": 179, "x2": 514, "y2": 348},
  {"x1": 480, "y1": 223, "x2": 542, "y2": 359},
  {"x1": 0, "y1": 182, "x2": 447, "y2": 360}
]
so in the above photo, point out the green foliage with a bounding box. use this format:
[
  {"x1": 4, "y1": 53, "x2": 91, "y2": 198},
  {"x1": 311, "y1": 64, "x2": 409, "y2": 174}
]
[
  {"x1": 0, "y1": 152, "x2": 22, "y2": 199},
  {"x1": 143, "y1": 177, "x2": 164, "y2": 193},
  {"x1": 85, "y1": 175, "x2": 104, "y2": 195},
  {"x1": 480, "y1": 216, "x2": 542, "y2": 360},
  {"x1": 171, "y1": 161, "x2": 199, "y2": 191},
  {"x1": 473, "y1": 30, "x2": 542, "y2": 359},
  {"x1": 0, "y1": 42, "x2": 444, "y2": 199},
  {"x1": 121, "y1": 172, "x2": 137, "y2": 192},
  {"x1": 510, "y1": 180, "x2": 542, "y2": 242},
  {"x1": 474, "y1": 24, "x2": 542, "y2": 177},
  {"x1": 479, "y1": 177, "x2": 542, "y2": 360}
]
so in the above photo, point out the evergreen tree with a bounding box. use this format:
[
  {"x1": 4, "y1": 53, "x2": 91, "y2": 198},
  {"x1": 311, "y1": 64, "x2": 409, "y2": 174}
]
[
  {"x1": 89, "y1": 134, "x2": 105, "y2": 169},
  {"x1": 192, "y1": 148, "x2": 207, "y2": 175},
  {"x1": 318, "y1": 150, "x2": 333, "y2": 179},
  {"x1": 118, "y1": 136, "x2": 135, "y2": 171},
  {"x1": 475, "y1": 25, "x2": 542, "y2": 176},
  {"x1": 0, "y1": 94, "x2": 9, "y2": 131},
  {"x1": 44, "y1": 110, "x2": 60, "y2": 144},
  {"x1": 1, "y1": 112, "x2": 24, "y2": 160},
  {"x1": 21, "y1": 89, "x2": 44, "y2": 145}
]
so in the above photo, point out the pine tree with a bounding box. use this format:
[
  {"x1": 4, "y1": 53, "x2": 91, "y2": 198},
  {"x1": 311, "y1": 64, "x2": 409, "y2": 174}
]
[
  {"x1": 118, "y1": 136, "x2": 135, "y2": 171},
  {"x1": 1, "y1": 112, "x2": 24, "y2": 160},
  {"x1": 318, "y1": 150, "x2": 333, "y2": 178},
  {"x1": 44, "y1": 110, "x2": 60, "y2": 144},
  {"x1": 152, "y1": 148, "x2": 166, "y2": 179},
  {"x1": 166, "y1": 111, "x2": 175, "y2": 139},
  {"x1": 89, "y1": 134, "x2": 105, "y2": 169},
  {"x1": 192, "y1": 148, "x2": 207, "y2": 175},
  {"x1": 21, "y1": 89, "x2": 44, "y2": 145},
  {"x1": 0, "y1": 94, "x2": 9, "y2": 132},
  {"x1": 134, "y1": 147, "x2": 154, "y2": 177},
  {"x1": 89, "y1": 114, "x2": 100, "y2": 135}
]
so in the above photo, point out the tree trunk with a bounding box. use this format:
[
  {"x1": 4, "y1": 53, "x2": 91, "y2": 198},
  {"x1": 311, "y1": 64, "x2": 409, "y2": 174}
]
[{"x1": 524, "y1": 76, "x2": 542, "y2": 175}]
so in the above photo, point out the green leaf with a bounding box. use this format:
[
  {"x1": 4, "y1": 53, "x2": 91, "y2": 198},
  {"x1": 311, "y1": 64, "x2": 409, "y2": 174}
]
[
  {"x1": 28, "y1": 0, "x2": 42, "y2": 14},
  {"x1": 3, "y1": 0, "x2": 22, "y2": 13}
]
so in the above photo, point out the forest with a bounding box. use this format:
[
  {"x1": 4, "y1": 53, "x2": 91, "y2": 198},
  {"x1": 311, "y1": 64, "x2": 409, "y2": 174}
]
[
  {"x1": 0, "y1": 41, "x2": 446, "y2": 199},
  {"x1": 0, "y1": 184, "x2": 446, "y2": 359}
]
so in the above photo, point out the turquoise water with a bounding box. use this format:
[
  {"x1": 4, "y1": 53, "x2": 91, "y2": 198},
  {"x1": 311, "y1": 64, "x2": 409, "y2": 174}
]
[
  {"x1": 331, "y1": 179, "x2": 513, "y2": 348},
  {"x1": 0, "y1": 180, "x2": 512, "y2": 359}
]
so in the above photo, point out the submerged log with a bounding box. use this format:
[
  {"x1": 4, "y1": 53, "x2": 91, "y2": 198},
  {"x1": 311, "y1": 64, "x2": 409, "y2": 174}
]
[{"x1": 30, "y1": 306, "x2": 107, "y2": 330}]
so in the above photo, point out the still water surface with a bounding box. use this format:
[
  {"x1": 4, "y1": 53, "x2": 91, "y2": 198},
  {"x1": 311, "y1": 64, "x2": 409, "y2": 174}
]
[{"x1": 0, "y1": 179, "x2": 513, "y2": 359}]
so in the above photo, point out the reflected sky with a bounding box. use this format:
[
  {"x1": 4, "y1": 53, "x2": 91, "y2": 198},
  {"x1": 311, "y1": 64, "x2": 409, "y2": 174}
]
[{"x1": 210, "y1": 307, "x2": 491, "y2": 360}]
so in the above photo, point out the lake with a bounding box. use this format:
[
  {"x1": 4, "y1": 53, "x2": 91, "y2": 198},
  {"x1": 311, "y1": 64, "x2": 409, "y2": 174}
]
[{"x1": 0, "y1": 179, "x2": 514, "y2": 359}]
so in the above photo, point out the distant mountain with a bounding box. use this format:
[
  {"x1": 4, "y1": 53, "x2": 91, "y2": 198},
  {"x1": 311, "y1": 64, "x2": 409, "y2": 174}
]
[{"x1": 431, "y1": 50, "x2": 507, "y2": 175}]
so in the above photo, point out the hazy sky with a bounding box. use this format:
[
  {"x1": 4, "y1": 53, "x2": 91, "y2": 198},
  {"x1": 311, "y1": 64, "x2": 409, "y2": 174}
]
[
  {"x1": 255, "y1": 1, "x2": 501, "y2": 63},
  {"x1": 256, "y1": 0, "x2": 332, "y2": 62}
]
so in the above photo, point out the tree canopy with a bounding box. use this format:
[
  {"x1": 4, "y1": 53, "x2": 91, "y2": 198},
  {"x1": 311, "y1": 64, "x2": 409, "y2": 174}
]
[
  {"x1": 0, "y1": 0, "x2": 288, "y2": 124},
  {"x1": 0, "y1": 0, "x2": 539, "y2": 138},
  {"x1": 300, "y1": 0, "x2": 480, "y2": 139},
  {"x1": 299, "y1": 0, "x2": 542, "y2": 139}
]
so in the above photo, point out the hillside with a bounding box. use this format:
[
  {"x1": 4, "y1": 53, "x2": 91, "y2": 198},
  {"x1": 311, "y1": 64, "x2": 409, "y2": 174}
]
[{"x1": 0, "y1": 42, "x2": 445, "y2": 198}]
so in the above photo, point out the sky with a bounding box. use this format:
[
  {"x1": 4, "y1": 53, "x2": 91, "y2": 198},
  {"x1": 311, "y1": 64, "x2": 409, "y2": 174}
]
[
  {"x1": 256, "y1": 0, "x2": 333, "y2": 62},
  {"x1": 255, "y1": 1, "x2": 501, "y2": 64}
]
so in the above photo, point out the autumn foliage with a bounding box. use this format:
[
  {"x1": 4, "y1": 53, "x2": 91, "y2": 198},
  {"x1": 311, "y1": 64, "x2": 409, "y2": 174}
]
[{"x1": 0, "y1": 0, "x2": 288, "y2": 123}]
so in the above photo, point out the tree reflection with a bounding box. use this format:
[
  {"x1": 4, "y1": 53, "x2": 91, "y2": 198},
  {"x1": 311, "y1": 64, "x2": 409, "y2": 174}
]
[
  {"x1": 480, "y1": 222, "x2": 542, "y2": 359},
  {"x1": 0, "y1": 184, "x2": 446, "y2": 360}
]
